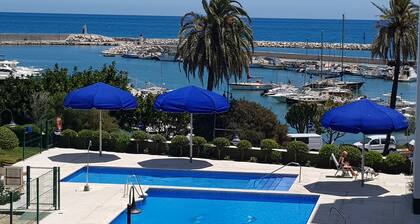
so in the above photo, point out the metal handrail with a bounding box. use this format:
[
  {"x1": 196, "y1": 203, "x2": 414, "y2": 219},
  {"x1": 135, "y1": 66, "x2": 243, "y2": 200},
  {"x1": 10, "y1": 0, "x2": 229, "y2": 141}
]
[
  {"x1": 329, "y1": 207, "x2": 347, "y2": 224},
  {"x1": 124, "y1": 175, "x2": 146, "y2": 198},
  {"x1": 253, "y1": 162, "x2": 301, "y2": 188}
]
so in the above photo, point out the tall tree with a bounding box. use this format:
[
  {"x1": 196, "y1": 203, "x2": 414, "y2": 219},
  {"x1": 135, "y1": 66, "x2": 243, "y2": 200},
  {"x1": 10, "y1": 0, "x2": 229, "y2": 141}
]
[
  {"x1": 285, "y1": 103, "x2": 318, "y2": 133},
  {"x1": 176, "y1": 0, "x2": 254, "y2": 91},
  {"x1": 372, "y1": 0, "x2": 418, "y2": 154}
]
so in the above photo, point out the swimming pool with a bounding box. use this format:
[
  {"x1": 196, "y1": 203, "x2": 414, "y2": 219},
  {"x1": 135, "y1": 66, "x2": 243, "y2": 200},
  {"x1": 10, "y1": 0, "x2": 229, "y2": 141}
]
[
  {"x1": 62, "y1": 166, "x2": 297, "y2": 191},
  {"x1": 111, "y1": 188, "x2": 319, "y2": 224}
]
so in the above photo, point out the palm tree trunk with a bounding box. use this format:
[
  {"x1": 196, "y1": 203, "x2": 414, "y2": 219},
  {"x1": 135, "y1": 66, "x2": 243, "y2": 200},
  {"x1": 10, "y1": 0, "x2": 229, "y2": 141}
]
[
  {"x1": 207, "y1": 70, "x2": 215, "y2": 91},
  {"x1": 384, "y1": 44, "x2": 401, "y2": 155}
]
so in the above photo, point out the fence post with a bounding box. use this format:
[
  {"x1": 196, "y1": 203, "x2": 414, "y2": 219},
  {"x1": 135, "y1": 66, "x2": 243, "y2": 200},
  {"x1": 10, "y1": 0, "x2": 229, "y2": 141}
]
[
  {"x1": 36, "y1": 178, "x2": 39, "y2": 224},
  {"x1": 26, "y1": 166, "x2": 31, "y2": 209},
  {"x1": 58, "y1": 167, "x2": 61, "y2": 210},
  {"x1": 53, "y1": 167, "x2": 57, "y2": 210},
  {"x1": 9, "y1": 192, "x2": 13, "y2": 224},
  {"x1": 45, "y1": 120, "x2": 48, "y2": 149}
]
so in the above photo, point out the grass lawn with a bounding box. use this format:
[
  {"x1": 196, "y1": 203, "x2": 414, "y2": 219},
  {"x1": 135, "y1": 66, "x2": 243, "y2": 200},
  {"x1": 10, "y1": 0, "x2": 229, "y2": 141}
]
[{"x1": 0, "y1": 147, "x2": 41, "y2": 165}]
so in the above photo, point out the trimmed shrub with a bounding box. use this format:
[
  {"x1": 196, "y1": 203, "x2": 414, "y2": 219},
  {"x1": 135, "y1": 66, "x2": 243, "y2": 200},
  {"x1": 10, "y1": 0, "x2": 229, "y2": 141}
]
[
  {"x1": 201, "y1": 143, "x2": 215, "y2": 159},
  {"x1": 364, "y1": 151, "x2": 383, "y2": 170},
  {"x1": 270, "y1": 151, "x2": 282, "y2": 164},
  {"x1": 384, "y1": 153, "x2": 407, "y2": 174},
  {"x1": 78, "y1": 129, "x2": 94, "y2": 139},
  {"x1": 239, "y1": 130, "x2": 264, "y2": 146},
  {"x1": 0, "y1": 182, "x2": 20, "y2": 205},
  {"x1": 285, "y1": 141, "x2": 308, "y2": 163},
  {"x1": 339, "y1": 145, "x2": 361, "y2": 167},
  {"x1": 59, "y1": 129, "x2": 78, "y2": 148},
  {"x1": 131, "y1": 131, "x2": 150, "y2": 154},
  {"x1": 260, "y1": 139, "x2": 279, "y2": 162},
  {"x1": 318, "y1": 144, "x2": 339, "y2": 168},
  {"x1": 213, "y1": 137, "x2": 230, "y2": 160},
  {"x1": 237, "y1": 140, "x2": 252, "y2": 161},
  {"x1": 9, "y1": 124, "x2": 41, "y2": 145},
  {"x1": 92, "y1": 130, "x2": 111, "y2": 151},
  {"x1": 170, "y1": 135, "x2": 190, "y2": 157},
  {"x1": 150, "y1": 134, "x2": 168, "y2": 155},
  {"x1": 110, "y1": 131, "x2": 130, "y2": 152},
  {"x1": 0, "y1": 126, "x2": 19, "y2": 150},
  {"x1": 193, "y1": 136, "x2": 207, "y2": 157},
  {"x1": 132, "y1": 131, "x2": 149, "y2": 141}
]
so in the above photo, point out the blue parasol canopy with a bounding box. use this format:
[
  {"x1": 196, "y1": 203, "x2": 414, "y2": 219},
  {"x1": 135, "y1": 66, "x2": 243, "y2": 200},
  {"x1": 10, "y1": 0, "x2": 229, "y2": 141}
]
[
  {"x1": 321, "y1": 99, "x2": 408, "y2": 186},
  {"x1": 64, "y1": 82, "x2": 137, "y2": 155},
  {"x1": 153, "y1": 85, "x2": 229, "y2": 114},
  {"x1": 153, "y1": 85, "x2": 230, "y2": 163},
  {"x1": 64, "y1": 82, "x2": 137, "y2": 110},
  {"x1": 321, "y1": 99, "x2": 407, "y2": 135}
]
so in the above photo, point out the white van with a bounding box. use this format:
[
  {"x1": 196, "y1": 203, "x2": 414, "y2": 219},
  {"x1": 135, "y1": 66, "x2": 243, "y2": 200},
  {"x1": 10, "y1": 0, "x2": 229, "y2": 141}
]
[
  {"x1": 353, "y1": 135, "x2": 397, "y2": 153},
  {"x1": 287, "y1": 133, "x2": 323, "y2": 151}
]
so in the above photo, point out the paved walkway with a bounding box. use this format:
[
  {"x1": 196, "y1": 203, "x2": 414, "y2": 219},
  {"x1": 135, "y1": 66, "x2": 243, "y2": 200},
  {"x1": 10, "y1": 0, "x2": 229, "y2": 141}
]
[{"x1": 13, "y1": 148, "x2": 420, "y2": 224}]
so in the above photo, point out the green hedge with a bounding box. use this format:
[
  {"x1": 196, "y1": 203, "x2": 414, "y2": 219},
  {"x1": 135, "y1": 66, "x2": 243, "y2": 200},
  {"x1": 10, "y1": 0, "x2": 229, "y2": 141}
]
[
  {"x1": 53, "y1": 129, "x2": 412, "y2": 175},
  {"x1": 236, "y1": 140, "x2": 252, "y2": 161},
  {"x1": 9, "y1": 124, "x2": 41, "y2": 146},
  {"x1": 318, "y1": 144, "x2": 339, "y2": 168},
  {"x1": 383, "y1": 153, "x2": 408, "y2": 174},
  {"x1": 149, "y1": 134, "x2": 168, "y2": 155},
  {"x1": 285, "y1": 141, "x2": 308, "y2": 163},
  {"x1": 213, "y1": 137, "x2": 230, "y2": 160},
  {"x1": 364, "y1": 151, "x2": 383, "y2": 170},
  {"x1": 0, "y1": 127, "x2": 19, "y2": 150},
  {"x1": 169, "y1": 135, "x2": 189, "y2": 157},
  {"x1": 58, "y1": 129, "x2": 78, "y2": 148},
  {"x1": 193, "y1": 136, "x2": 207, "y2": 157},
  {"x1": 339, "y1": 145, "x2": 361, "y2": 167}
]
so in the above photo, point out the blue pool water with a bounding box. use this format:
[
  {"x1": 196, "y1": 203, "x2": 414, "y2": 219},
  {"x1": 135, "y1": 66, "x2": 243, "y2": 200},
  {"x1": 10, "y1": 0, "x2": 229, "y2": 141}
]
[
  {"x1": 111, "y1": 188, "x2": 319, "y2": 224},
  {"x1": 62, "y1": 166, "x2": 297, "y2": 191}
]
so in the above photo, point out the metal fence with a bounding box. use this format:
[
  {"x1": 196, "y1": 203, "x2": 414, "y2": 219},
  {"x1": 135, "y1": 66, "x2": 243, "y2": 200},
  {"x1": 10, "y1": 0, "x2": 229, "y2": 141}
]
[{"x1": 0, "y1": 166, "x2": 60, "y2": 224}]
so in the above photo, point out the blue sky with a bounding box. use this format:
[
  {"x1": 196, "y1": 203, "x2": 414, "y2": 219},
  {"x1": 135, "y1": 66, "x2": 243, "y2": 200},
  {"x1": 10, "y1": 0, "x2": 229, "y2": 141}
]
[{"x1": 2, "y1": 0, "x2": 389, "y2": 20}]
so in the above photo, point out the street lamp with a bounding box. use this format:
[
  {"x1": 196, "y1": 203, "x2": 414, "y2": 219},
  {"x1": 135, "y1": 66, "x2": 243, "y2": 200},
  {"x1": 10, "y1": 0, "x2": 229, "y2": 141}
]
[{"x1": 1, "y1": 109, "x2": 17, "y2": 127}]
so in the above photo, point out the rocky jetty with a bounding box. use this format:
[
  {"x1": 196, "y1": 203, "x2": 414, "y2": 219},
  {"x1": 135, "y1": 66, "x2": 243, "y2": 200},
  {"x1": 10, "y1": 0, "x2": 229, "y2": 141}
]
[
  {"x1": 131, "y1": 38, "x2": 371, "y2": 51},
  {"x1": 65, "y1": 34, "x2": 114, "y2": 43},
  {"x1": 102, "y1": 42, "x2": 174, "y2": 58}
]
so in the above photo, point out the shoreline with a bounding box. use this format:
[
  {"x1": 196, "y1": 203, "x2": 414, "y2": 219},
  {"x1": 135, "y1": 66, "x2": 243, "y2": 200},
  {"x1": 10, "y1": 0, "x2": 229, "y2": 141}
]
[{"x1": 0, "y1": 33, "x2": 371, "y2": 51}]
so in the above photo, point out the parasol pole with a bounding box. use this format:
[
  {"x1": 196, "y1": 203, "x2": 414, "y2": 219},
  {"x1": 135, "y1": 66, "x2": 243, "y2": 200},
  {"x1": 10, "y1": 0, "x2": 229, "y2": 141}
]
[
  {"x1": 190, "y1": 113, "x2": 193, "y2": 163},
  {"x1": 99, "y1": 110, "x2": 102, "y2": 156},
  {"x1": 361, "y1": 134, "x2": 365, "y2": 187}
]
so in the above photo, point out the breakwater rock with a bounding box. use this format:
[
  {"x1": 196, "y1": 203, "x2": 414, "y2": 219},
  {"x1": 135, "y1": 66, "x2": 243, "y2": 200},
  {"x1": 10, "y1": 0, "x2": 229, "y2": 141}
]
[
  {"x1": 135, "y1": 38, "x2": 371, "y2": 51},
  {"x1": 65, "y1": 34, "x2": 115, "y2": 43},
  {"x1": 102, "y1": 42, "x2": 174, "y2": 57}
]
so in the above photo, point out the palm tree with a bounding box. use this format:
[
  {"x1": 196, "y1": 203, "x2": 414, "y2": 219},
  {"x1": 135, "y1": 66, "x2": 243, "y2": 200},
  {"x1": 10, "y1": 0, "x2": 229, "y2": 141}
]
[
  {"x1": 176, "y1": 0, "x2": 254, "y2": 91},
  {"x1": 371, "y1": 0, "x2": 418, "y2": 154}
]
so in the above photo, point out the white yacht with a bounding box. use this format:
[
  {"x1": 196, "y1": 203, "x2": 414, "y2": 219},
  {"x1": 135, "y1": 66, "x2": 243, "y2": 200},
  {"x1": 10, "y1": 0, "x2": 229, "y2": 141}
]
[
  {"x1": 398, "y1": 66, "x2": 417, "y2": 82},
  {"x1": 0, "y1": 60, "x2": 42, "y2": 79},
  {"x1": 262, "y1": 84, "x2": 299, "y2": 96}
]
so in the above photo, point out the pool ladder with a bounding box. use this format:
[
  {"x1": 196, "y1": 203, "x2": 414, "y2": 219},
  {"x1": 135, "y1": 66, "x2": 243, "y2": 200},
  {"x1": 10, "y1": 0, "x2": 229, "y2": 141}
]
[
  {"x1": 124, "y1": 175, "x2": 147, "y2": 199},
  {"x1": 253, "y1": 162, "x2": 302, "y2": 188}
]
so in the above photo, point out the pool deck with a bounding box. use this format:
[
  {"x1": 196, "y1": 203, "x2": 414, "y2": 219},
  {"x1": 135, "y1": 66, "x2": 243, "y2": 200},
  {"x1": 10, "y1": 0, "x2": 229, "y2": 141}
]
[{"x1": 13, "y1": 147, "x2": 420, "y2": 224}]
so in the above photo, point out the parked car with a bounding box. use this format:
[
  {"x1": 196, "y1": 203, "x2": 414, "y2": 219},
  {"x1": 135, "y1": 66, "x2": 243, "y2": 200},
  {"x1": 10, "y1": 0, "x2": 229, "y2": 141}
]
[
  {"x1": 353, "y1": 135, "x2": 397, "y2": 153},
  {"x1": 287, "y1": 133, "x2": 322, "y2": 151}
]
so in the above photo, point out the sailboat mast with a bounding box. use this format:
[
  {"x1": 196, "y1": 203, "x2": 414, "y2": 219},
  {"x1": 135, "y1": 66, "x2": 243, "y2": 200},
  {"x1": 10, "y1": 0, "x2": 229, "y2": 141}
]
[
  {"x1": 320, "y1": 31, "x2": 324, "y2": 80},
  {"x1": 341, "y1": 14, "x2": 345, "y2": 81}
]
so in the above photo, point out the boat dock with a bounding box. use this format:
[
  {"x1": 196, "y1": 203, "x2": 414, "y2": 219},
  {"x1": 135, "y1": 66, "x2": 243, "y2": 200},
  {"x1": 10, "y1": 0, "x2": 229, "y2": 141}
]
[{"x1": 253, "y1": 51, "x2": 388, "y2": 65}]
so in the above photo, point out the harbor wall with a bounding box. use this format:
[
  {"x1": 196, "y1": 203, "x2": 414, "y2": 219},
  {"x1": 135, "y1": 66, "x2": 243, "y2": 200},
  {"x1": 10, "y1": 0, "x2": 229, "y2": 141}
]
[
  {"x1": 0, "y1": 33, "x2": 69, "y2": 42},
  {"x1": 253, "y1": 52, "x2": 388, "y2": 65}
]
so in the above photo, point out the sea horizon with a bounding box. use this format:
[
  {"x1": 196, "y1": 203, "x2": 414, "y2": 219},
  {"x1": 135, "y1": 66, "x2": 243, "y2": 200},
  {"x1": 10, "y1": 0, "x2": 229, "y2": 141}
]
[
  {"x1": 0, "y1": 11, "x2": 378, "y2": 22},
  {"x1": 0, "y1": 11, "x2": 377, "y2": 43}
]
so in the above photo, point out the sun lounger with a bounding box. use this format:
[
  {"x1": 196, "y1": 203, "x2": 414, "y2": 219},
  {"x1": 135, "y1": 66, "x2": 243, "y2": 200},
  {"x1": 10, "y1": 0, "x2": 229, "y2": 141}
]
[{"x1": 330, "y1": 153, "x2": 352, "y2": 177}]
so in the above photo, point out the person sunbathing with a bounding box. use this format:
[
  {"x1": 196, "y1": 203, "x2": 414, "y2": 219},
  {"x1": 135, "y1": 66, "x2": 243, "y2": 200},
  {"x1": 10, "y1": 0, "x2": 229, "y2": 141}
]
[{"x1": 338, "y1": 151, "x2": 357, "y2": 178}]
